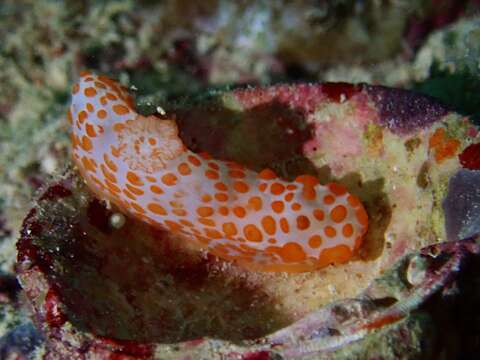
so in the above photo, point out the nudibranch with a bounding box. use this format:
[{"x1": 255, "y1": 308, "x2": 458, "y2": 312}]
[{"x1": 69, "y1": 72, "x2": 368, "y2": 272}]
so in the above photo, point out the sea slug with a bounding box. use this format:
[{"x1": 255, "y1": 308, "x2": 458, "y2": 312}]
[{"x1": 69, "y1": 72, "x2": 368, "y2": 272}]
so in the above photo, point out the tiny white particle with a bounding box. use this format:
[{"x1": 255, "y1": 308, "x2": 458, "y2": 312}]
[
  {"x1": 130, "y1": 85, "x2": 138, "y2": 91},
  {"x1": 109, "y1": 213, "x2": 126, "y2": 229},
  {"x1": 156, "y1": 106, "x2": 166, "y2": 115},
  {"x1": 340, "y1": 93, "x2": 346, "y2": 103}
]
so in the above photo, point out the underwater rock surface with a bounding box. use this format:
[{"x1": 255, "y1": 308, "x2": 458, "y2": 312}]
[{"x1": 15, "y1": 82, "x2": 480, "y2": 358}]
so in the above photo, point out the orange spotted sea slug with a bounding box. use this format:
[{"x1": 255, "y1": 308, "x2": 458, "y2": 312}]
[{"x1": 69, "y1": 72, "x2": 368, "y2": 272}]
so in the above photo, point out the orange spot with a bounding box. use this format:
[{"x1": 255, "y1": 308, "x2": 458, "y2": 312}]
[
  {"x1": 204, "y1": 228, "x2": 222, "y2": 239},
  {"x1": 308, "y1": 235, "x2": 323, "y2": 248},
  {"x1": 291, "y1": 203, "x2": 302, "y2": 211},
  {"x1": 270, "y1": 182, "x2": 285, "y2": 195},
  {"x1": 197, "y1": 207, "x2": 214, "y2": 217},
  {"x1": 205, "y1": 170, "x2": 219, "y2": 180},
  {"x1": 85, "y1": 123, "x2": 97, "y2": 137},
  {"x1": 165, "y1": 220, "x2": 182, "y2": 232},
  {"x1": 285, "y1": 193, "x2": 294, "y2": 202},
  {"x1": 201, "y1": 194, "x2": 212, "y2": 203},
  {"x1": 296, "y1": 215, "x2": 310, "y2": 230},
  {"x1": 268, "y1": 238, "x2": 277, "y2": 244},
  {"x1": 126, "y1": 171, "x2": 144, "y2": 186},
  {"x1": 148, "y1": 138, "x2": 157, "y2": 146},
  {"x1": 208, "y1": 162, "x2": 220, "y2": 170},
  {"x1": 330, "y1": 205, "x2": 347, "y2": 223},
  {"x1": 72, "y1": 83, "x2": 79, "y2": 94},
  {"x1": 105, "y1": 179, "x2": 121, "y2": 193},
  {"x1": 113, "y1": 123, "x2": 126, "y2": 133},
  {"x1": 328, "y1": 183, "x2": 347, "y2": 196},
  {"x1": 295, "y1": 174, "x2": 319, "y2": 187},
  {"x1": 248, "y1": 196, "x2": 262, "y2": 211},
  {"x1": 106, "y1": 92, "x2": 117, "y2": 101},
  {"x1": 355, "y1": 235, "x2": 363, "y2": 250},
  {"x1": 86, "y1": 103, "x2": 94, "y2": 112},
  {"x1": 97, "y1": 109, "x2": 107, "y2": 119},
  {"x1": 218, "y1": 206, "x2": 229, "y2": 216},
  {"x1": 94, "y1": 81, "x2": 107, "y2": 89},
  {"x1": 302, "y1": 186, "x2": 316, "y2": 201},
  {"x1": 112, "y1": 104, "x2": 130, "y2": 115},
  {"x1": 81, "y1": 156, "x2": 97, "y2": 172},
  {"x1": 123, "y1": 189, "x2": 136, "y2": 200},
  {"x1": 188, "y1": 155, "x2": 201, "y2": 167},
  {"x1": 150, "y1": 185, "x2": 163, "y2": 194},
  {"x1": 229, "y1": 170, "x2": 245, "y2": 178},
  {"x1": 199, "y1": 152, "x2": 212, "y2": 160},
  {"x1": 100, "y1": 96, "x2": 107, "y2": 105},
  {"x1": 81, "y1": 136, "x2": 93, "y2": 151},
  {"x1": 286, "y1": 184, "x2": 297, "y2": 191},
  {"x1": 268, "y1": 242, "x2": 306, "y2": 262},
  {"x1": 259, "y1": 168, "x2": 276, "y2": 180},
  {"x1": 80, "y1": 71, "x2": 91, "y2": 77},
  {"x1": 161, "y1": 173, "x2": 178, "y2": 186},
  {"x1": 258, "y1": 183, "x2": 268, "y2": 192},
  {"x1": 67, "y1": 109, "x2": 73, "y2": 124},
  {"x1": 261, "y1": 216, "x2": 276, "y2": 235},
  {"x1": 318, "y1": 245, "x2": 352, "y2": 267},
  {"x1": 111, "y1": 145, "x2": 121, "y2": 157},
  {"x1": 271, "y1": 201, "x2": 285, "y2": 214},
  {"x1": 196, "y1": 235, "x2": 211, "y2": 245},
  {"x1": 279, "y1": 218, "x2": 289, "y2": 233},
  {"x1": 428, "y1": 127, "x2": 446, "y2": 148},
  {"x1": 323, "y1": 194, "x2": 335, "y2": 205},
  {"x1": 146, "y1": 176, "x2": 157, "y2": 183},
  {"x1": 169, "y1": 200, "x2": 183, "y2": 208},
  {"x1": 347, "y1": 194, "x2": 361, "y2": 207},
  {"x1": 130, "y1": 202, "x2": 145, "y2": 214},
  {"x1": 233, "y1": 181, "x2": 249, "y2": 193},
  {"x1": 223, "y1": 222, "x2": 238, "y2": 237},
  {"x1": 429, "y1": 127, "x2": 461, "y2": 163},
  {"x1": 147, "y1": 203, "x2": 167, "y2": 215},
  {"x1": 177, "y1": 163, "x2": 191, "y2": 176},
  {"x1": 103, "y1": 154, "x2": 118, "y2": 172},
  {"x1": 84, "y1": 87, "x2": 97, "y2": 97},
  {"x1": 126, "y1": 183, "x2": 144, "y2": 195},
  {"x1": 215, "y1": 193, "x2": 228, "y2": 202},
  {"x1": 78, "y1": 110, "x2": 88, "y2": 124},
  {"x1": 243, "y1": 224, "x2": 263, "y2": 242},
  {"x1": 435, "y1": 138, "x2": 460, "y2": 162},
  {"x1": 214, "y1": 182, "x2": 228, "y2": 191},
  {"x1": 91, "y1": 175, "x2": 105, "y2": 190},
  {"x1": 342, "y1": 223, "x2": 354, "y2": 237},
  {"x1": 180, "y1": 219, "x2": 194, "y2": 227},
  {"x1": 173, "y1": 209, "x2": 187, "y2": 217},
  {"x1": 198, "y1": 218, "x2": 215, "y2": 226},
  {"x1": 356, "y1": 207, "x2": 369, "y2": 227},
  {"x1": 324, "y1": 226, "x2": 337, "y2": 238},
  {"x1": 233, "y1": 206, "x2": 246, "y2": 218}
]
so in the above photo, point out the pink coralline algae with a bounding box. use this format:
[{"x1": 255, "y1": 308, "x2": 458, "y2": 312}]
[{"x1": 69, "y1": 72, "x2": 368, "y2": 273}]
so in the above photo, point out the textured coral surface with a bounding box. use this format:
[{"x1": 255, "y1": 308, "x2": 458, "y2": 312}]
[{"x1": 15, "y1": 82, "x2": 480, "y2": 358}]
